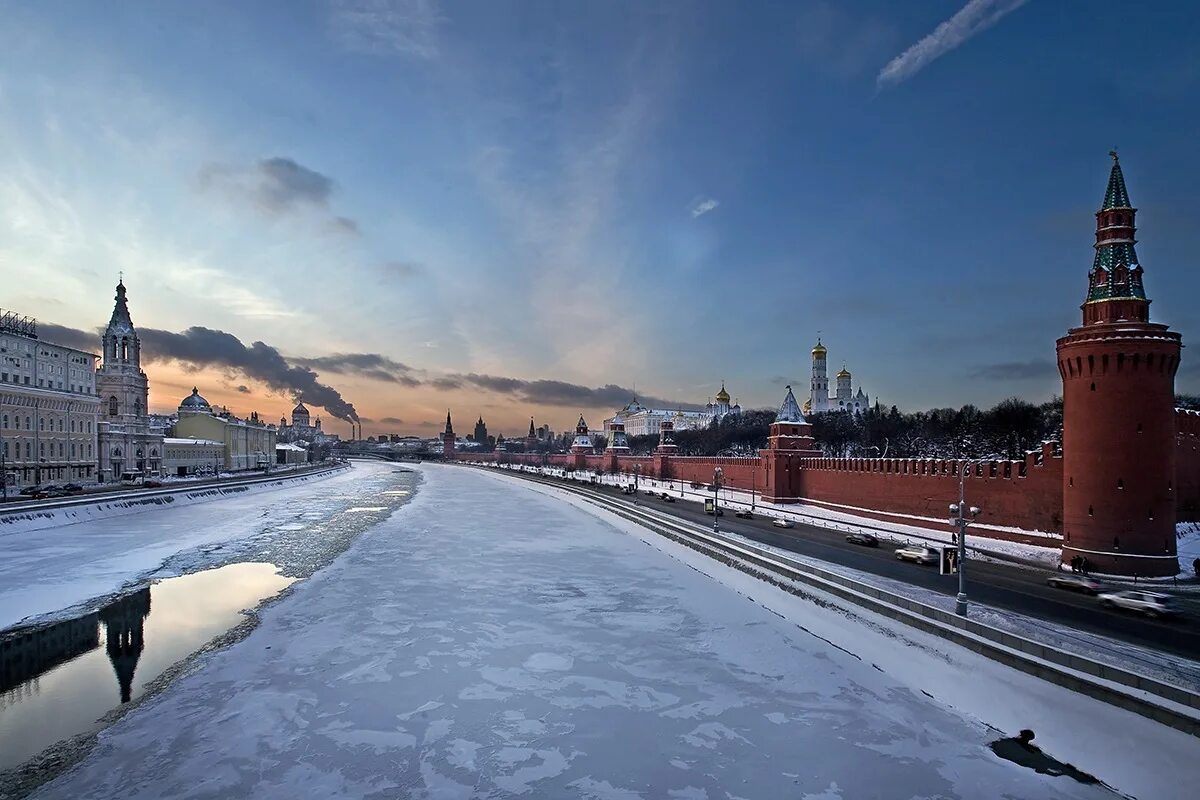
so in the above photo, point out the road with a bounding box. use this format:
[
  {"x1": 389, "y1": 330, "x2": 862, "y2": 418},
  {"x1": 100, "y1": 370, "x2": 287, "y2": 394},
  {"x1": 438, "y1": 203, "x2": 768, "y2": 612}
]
[{"x1": 500, "y1": 468, "x2": 1200, "y2": 662}]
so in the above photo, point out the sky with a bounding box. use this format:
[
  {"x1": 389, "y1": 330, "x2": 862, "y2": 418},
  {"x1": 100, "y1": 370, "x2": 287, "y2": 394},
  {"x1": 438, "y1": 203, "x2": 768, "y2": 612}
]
[{"x1": 2, "y1": 0, "x2": 1199, "y2": 438}]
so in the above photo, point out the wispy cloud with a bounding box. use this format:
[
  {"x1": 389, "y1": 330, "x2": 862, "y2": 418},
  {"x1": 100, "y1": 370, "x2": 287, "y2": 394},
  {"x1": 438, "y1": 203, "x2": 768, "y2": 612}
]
[
  {"x1": 689, "y1": 196, "x2": 719, "y2": 218},
  {"x1": 877, "y1": 0, "x2": 1029, "y2": 89},
  {"x1": 329, "y1": 0, "x2": 442, "y2": 59}
]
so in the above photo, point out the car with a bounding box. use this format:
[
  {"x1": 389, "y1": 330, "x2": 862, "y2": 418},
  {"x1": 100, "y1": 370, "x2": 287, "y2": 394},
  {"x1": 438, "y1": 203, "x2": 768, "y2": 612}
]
[
  {"x1": 19, "y1": 486, "x2": 48, "y2": 499},
  {"x1": 143, "y1": 479, "x2": 164, "y2": 488},
  {"x1": 660, "y1": 493, "x2": 676, "y2": 503},
  {"x1": 1097, "y1": 590, "x2": 1176, "y2": 618},
  {"x1": 621, "y1": 484, "x2": 636, "y2": 495},
  {"x1": 690, "y1": 481, "x2": 704, "y2": 489},
  {"x1": 62, "y1": 483, "x2": 85, "y2": 494},
  {"x1": 1046, "y1": 575, "x2": 1103, "y2": 594},
  {"x1": 772, "y1": 518, "x2": 795, "y2": 529},
  {"x1": 895, "y1": 545, "x2": 939, "y2": 565},
  {"x1": 735, "y1": 509, "x2": 754, "y2": 519},
  {"x1": 846, "y1": 532, "x2": 879, "y2": 547}
]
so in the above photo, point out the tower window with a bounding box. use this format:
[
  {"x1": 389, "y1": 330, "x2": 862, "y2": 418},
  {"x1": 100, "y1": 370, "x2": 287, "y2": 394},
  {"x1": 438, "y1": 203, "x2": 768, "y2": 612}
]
[
  {"x1": 108, "y1": 396, "x2": 118, "y2": 416},
  {"x1": 1117, "y1": 478, "x2": 1124, "y2": 489},
  {"x1": 1069, "y1": 476, "x2": 1073, "y2": 487},
  {"x1": 1088, "y1": 505, "x2": 1094, "y2": 517},
  {"x1": 1136, "y1": 423, "x2": 1142, "y2": 434},
  {"x1": 1090, "y1": 383, "x2": 1096, "y2": 392}
]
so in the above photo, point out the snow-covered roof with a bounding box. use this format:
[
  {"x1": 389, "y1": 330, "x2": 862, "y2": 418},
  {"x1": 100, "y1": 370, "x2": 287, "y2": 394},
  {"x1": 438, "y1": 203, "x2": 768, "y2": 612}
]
[
  {"x1": 163, "y1": 437, "x2": 223, "y2": 446},
  {"x1": 775, "y1": 385, "x2": 806, "y2": 423},
  {"x1": 276, "y1": 443, "x2": 307, "y2": 451}
]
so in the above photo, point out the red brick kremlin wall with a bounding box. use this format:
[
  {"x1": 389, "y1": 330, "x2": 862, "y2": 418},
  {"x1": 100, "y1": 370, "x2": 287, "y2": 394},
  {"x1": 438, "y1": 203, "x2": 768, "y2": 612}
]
[{"x1": 467, "y1": 411, "x2": 1200, "y2": 538}]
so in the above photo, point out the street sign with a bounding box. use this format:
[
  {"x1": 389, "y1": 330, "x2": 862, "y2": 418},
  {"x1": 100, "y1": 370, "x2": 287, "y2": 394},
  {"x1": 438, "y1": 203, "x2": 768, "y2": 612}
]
[{"x1": 940, "y1": 547, "x2": 958, "y2": 575}]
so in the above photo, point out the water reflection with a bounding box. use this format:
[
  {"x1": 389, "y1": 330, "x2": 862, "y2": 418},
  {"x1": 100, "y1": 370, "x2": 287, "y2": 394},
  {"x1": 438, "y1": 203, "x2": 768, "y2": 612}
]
[{"x1": 0, "y1": 563, "x2": 293, "y2": 771}]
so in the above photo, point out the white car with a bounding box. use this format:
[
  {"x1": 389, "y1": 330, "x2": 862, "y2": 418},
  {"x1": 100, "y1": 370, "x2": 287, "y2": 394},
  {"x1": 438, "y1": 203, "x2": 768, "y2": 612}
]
[
  {"x1": 772, "y1": 518, "x2": 795, "y2": 529},
  {"x1": 895, "y1": 545, "x2": 939, "y2": 565},
  {"x1": 1097, "y1": 590, "x2": 1176, "y2": 618}
]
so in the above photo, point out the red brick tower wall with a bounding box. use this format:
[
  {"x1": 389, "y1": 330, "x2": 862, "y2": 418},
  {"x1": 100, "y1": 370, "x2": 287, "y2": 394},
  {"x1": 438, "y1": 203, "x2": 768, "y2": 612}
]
[
  {"x1": 1056, "y1": 155, "x2": 1181, "y2": 576},
  {"x1": 1177, "y1": 409, "x2": 1200, "y2": 522}
]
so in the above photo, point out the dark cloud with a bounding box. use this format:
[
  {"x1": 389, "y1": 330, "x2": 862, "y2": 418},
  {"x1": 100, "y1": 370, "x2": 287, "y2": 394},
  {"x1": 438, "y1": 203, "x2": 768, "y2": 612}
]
[
  {"x1": 449, "y1": 373, "x2": 704, "y2": 412},
  {"x1": 430, "y1": 377, "x2": 462, "y2": 390},
  {"x1": 38, "y1": 322, "x2": 102, "y2": 354},
  {"x1": 41, "y1": 322, "x2": 361, "y2": 423},
  {"x1": 236, "y1": 385, "x2": 252, "y2": 394},
  {"x1": 383, "y1": 261, "x2": 422, "y2": 279},
  {"x1": 292, "y1": 353, "x2": 420, "y2": 386},
  {"x1": 380, "y1": 416, "x2": 404, "y2": 425},
  {"x1": 198, "y1": 156, "x2": 358, "y2": 233},
  {"x1": 971, "y1": 360, "x2": 1057, "y2": 380}
]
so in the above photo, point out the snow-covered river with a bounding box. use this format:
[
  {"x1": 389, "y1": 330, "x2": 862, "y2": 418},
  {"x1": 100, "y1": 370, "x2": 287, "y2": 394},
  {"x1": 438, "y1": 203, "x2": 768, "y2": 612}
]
[{"x1": 20, "y1": 463, "x2": 1191, "y2": 799}]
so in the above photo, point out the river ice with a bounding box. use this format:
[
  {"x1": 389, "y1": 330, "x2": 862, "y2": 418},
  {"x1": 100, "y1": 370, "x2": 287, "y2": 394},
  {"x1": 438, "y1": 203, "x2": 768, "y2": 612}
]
[{"x1": 29, "y1": 465, "x2": 1186, "y2": 799}]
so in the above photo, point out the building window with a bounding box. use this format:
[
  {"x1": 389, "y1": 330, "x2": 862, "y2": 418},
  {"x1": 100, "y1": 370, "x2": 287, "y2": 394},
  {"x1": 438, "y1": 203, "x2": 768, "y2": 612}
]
[{"x1": 109, "y1": 396, "x2": 118, "y2": 417}]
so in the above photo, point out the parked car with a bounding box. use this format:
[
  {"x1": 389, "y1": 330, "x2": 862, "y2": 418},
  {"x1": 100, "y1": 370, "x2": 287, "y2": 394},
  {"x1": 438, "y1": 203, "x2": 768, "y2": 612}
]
[
  {"x1": 1097, "y1": 590, "x2": 1176, "y2": 618},
  {"x1": 62, "y1": 483, "x2": 85, "y2": 495},
  {"x1": 735, "y1": 509, "x2": 754, "y2": 519},
  {"x1": 621, "y1": 484, "x2": 636, "y2": 495},
  {"x1": 143, "y1": 479, "x2": 164, "y2": 488},
  {"x1": 846, "y1": 532, "x2": 879, "y2": 547},
  {"x1": 895, "y1": 545, "x2": 939, "y2": 565},
  {"x1": 1046, "y1": 575, "x2": 1103, "y2": 595},
  {"x1": 19, "y1": 486, "x2": 49, "y2": 499},
  {"x1": 772, "y1": 518, "x2": 795, "y2": 529}
]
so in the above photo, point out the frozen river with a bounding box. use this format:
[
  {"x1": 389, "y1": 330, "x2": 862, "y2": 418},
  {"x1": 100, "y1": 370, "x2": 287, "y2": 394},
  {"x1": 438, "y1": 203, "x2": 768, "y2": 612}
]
[{"x1": 26, "y1": 463, "x2": 1166, "y2": 799}]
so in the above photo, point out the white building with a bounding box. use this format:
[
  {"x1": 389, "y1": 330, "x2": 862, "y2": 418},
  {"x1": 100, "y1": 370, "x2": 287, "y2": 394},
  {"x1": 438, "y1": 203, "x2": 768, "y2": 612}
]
[
  {"x1": 96, "y1": 281, "x2": 165, "y2": 479},
  {"x1": 174, "y1": 388, "x2": 277, "y2": 472},
  {"x1": 278, "y1": 401, "x2": 339, "y2": 445},
  {"x1": 807, "y1": 339, "x2": 869, "y2": 416},
  {"x1": 0, "y1": 310, "x2": 101, "y2": 489},
  {"x1": 162, "y1": 437, "x2": 225, "y2": 477},
  {"x1": 604, "y1": 384, "x2": 741, "y2": 438}
]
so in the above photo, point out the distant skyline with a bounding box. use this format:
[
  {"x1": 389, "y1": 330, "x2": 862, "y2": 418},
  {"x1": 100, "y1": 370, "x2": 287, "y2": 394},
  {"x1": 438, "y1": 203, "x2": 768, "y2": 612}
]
[{"x1": 3, "y1": 1, "x2": 1198, "y2": 437}]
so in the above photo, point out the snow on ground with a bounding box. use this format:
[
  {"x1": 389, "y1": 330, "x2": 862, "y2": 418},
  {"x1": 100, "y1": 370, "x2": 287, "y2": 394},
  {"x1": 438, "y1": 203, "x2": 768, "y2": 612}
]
[
  {"x1": 1179, "y1": 522, "x2": 1200, "y2": 575},
  {"x1": 0, "y1": 462, "x2": 394, "y2": 630},
  {"x1": 34, "y1": 464, "x2": 1195, "y2": 799}
]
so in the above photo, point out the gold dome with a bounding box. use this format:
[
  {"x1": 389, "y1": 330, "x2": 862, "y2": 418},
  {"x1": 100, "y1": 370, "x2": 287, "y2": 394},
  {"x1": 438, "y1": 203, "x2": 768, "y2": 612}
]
[
  {"x1": 836, "y1": 366, "x2": 851, "y2": 379},
  {"x1": 802, "y1": 399, "x2": 812, "y2": 414},
  {"x1": 811, "y1": 338, "x2": 827, "y2": 358},
  {"x1": 714, "y1": 382, "x2": 731, "y2": 404}
]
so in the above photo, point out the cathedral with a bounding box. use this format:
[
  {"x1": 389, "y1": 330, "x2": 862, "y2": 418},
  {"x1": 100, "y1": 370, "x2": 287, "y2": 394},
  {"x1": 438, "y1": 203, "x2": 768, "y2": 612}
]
[
  {"x1": 96, "y1": 281, "x2": 165, "y2": 479},
  {"x1": 806, "y1": 338, "x2": 869, "y2": 416},
  {"x1": 278, "y1": 401, "x2": 338, "y2": 445}
]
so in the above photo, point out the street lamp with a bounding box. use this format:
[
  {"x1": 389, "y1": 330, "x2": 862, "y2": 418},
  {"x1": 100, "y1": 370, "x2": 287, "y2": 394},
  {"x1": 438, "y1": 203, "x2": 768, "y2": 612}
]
[
  {"x1": 712, "y1": 466, "x2": 723, "y2": 533},
  {"x1": 949, "y1": 461, "x2": 982, "y2": 617},
  {"x1": 633, "y1": 463, "x2": 640, "y2": 504}
]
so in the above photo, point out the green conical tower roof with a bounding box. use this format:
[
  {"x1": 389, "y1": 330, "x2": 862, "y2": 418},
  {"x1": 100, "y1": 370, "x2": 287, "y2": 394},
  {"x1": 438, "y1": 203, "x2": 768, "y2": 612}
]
[{"x1": 1102, "y1": 151, "x2": 1131, "y2": 209}]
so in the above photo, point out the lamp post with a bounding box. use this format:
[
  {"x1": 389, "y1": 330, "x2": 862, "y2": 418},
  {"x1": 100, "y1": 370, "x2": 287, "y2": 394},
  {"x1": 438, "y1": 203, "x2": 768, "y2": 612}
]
[
  {"x1": 712, "y1": 466, "x2": 723, "y2": 533},
  {"x1": 948, "y1": 461, "x2": 982, "y2": 617},
  {"x1": 633, "y1": 463, "x2": 640, "y2": 504}
]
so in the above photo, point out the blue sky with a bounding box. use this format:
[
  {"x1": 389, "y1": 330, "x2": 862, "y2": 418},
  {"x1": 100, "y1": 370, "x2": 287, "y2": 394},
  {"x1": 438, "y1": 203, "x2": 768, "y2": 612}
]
[{"x1": 2, "y1": 0, "x2": 1198, "y2": 436}]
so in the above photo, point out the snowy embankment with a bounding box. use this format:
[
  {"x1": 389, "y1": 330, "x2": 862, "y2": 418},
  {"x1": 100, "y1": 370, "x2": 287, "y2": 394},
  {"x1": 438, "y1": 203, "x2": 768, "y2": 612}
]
[
  {"x1": 33, "y1": 463, "x2": 1198, "y2": 800},
  {"x1": 0, "y1": 462, "x2": 377, "y2": 630},
  {"x1": 0, "y1": 465, "x2": 346, "y2": 536},
  {"x1": 489, "y1": 463, "x2": 1062, "y2": 567}
]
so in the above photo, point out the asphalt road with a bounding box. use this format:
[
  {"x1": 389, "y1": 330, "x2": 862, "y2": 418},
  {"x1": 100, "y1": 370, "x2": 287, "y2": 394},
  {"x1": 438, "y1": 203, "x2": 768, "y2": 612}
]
[{"x1": 506, "y1": 469, "x2": 1200, "y2": 662}]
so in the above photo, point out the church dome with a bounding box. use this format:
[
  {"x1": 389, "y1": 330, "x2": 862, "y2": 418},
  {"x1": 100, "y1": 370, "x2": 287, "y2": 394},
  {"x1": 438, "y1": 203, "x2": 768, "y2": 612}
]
[
  {"x1": 180, "y1": 387, "x2": 210, "y2": 410},
  {"x1": 836, "y1": 366, "x2": 851, "y2": 379},
  {"x1": 714, "y1": 383, "x2": 731, "y2": 404},
  {"x1": 811, "y1": 339, "x2": 827, "y2": 358}
]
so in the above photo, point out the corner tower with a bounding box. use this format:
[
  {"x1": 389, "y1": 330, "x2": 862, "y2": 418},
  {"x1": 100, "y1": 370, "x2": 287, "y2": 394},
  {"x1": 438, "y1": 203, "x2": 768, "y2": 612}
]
[{"x1": 1056, "y1": 154, "x2": 1181, "y2": 576}]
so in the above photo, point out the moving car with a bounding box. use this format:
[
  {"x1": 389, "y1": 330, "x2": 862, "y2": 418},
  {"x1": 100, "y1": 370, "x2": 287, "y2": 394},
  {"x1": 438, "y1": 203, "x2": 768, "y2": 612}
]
[
  {"x1": 1046, "y1": 575, "x2": 1102, "y2": 595},
  {"x1": 19, "y1": 486, "x2": 49, "y2": 499},
  {"x1": 143, "y1": 479, "x2": 164, "y2": 488},
  {"x1": 62, "y1": 483, "x2": 85, "y2": 495},
  {"x1": 621, "y1": 484, "x2": 636, "y2": 495},
  {"x1": 734, "y1": 509, "x2": 754, "y2": 519},
  {"x1": 846, "y1": 532, "x2": 879, "y2": 547},
  {"x1": 771, "y1": 518, "x2": 795, "y2": 529},
  {"x1": 1097, "y1": 590, "x2": 1176, "y2": 618},
  {"x1": 895, "y1": 545, "x2": 939, "y2": 565},
  {"x1": 659, "y1": 493, "x2": 676, "y2": 503}
]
